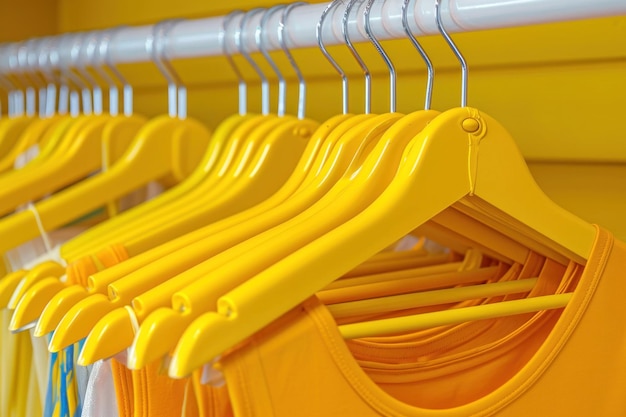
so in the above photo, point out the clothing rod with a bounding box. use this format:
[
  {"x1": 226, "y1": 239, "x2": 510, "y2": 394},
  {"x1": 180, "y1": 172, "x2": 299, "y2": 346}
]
[{"x1": 0, "y1": 0, "x2": 625, "y2": 74}]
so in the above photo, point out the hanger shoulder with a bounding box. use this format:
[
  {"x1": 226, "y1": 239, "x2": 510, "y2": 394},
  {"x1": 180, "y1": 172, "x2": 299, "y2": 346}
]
[{"x1": 468, "y1": 109, "x2": 595, "y2": 263}]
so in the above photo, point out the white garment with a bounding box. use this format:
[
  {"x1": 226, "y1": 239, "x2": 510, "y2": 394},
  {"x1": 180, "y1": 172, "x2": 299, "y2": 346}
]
[{"x1": 80, "y1": 359, "x2": 119, "y2": 417}]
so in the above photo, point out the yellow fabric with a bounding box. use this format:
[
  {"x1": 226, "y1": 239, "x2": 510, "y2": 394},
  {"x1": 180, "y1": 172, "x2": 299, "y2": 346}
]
[
  {"x1": 111, "y1": 357, "x2": 134, "y2": 417},
  {"x1": 75, "y1": 246, "x2": 190, "y2": 416},
  {"x1": 192, "y1": 370, "x2": 233, "y2": 417},
  {"x1": 131, "y1": 360, "x2": 190, "y2": 417},
  {"x1": 66, "y1": 243, "x2": 130, "y2": 287},
  {"x1": 218, "y1": 227, "x2": 626, "y2": 416}
]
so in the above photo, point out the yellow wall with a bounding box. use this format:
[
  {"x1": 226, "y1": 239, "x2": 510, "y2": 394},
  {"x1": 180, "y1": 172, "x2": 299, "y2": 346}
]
[
  {"x1": 4, "y1": 1, "x2": 626, "y2": 238},
  {"x1": 0, "y1": 0, "x2": 58, "y2": 41}
]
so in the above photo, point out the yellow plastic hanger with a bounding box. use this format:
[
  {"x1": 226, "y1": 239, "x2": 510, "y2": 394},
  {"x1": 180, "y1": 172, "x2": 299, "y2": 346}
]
[
  {"x1": 31, "y1": 10, "x2": 287, "y2": 336},
  {"x1": 69, "y1": 112, "x2": 387, "y2": 362},
  {"x1": 38, "y1": 8, "x2": 311, "y2": 343},
  {"x1": 167, "y1": 1, "x2": 594, "y2": 376},
  {"x1": 31, "y1": 112, "x2": 348, "y2": 342},
  {"x1": 66, "y1": 3, "x2": 375, "y2": 360},
  {"x1": 0, "y1": 115, "x2": 36, "y2": 161},
  {"x1": 76, "y1": 1, "x2": 438, "y2": 366},
  {"x1": 6, "y1": 24, "x2": 220, "y2": 326},
  {"x1": 0, "y1": 107, "x2": 109, "y2": 218},
  {"x1": 0, "y1": 115, "x2": 63, "y2": 174},
  {"x1": 169, "y1": 94, "x2": 595, "y2": 377},
  {"x1": 125, "y1": 109, "x2": 434, "y2": 369},
  {"x1": 0, "y1": 40, "x2": 63, "y2": 173},
  {"x1": 49, "y1": 111, "x2": 318, "y2": 351},
  {"x1": 60, "y1": 112, "x2": 252, "y2": 259},
  {"x1": 0, "y1": 113, "x2": 154, "y2": 253},
  {"x1": 123, "y1": 0, "x2": 443, "y2": 369},
  {"x1": 0, "y1": 61, "x2": 37, "y2": 162},
  {"x1": 60, "y1": 11, "x2": 288, "y2": 260}
]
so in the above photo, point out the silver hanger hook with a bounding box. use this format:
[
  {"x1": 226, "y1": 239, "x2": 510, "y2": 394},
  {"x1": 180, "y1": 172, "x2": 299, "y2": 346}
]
[
  {"x1": 25, "y1": 39, "x2": 51, "y2": 117},
  {"x1": 66, "y1": 33, "x2": 95, "y2": 115},
  {"x1": 6, "y1": 44, "x2": 26, "y2": 116},
  {"x1": 78, "y1": 32, "x2": 104, "y2": 115},
  {"x1": 222, "y1": 11, "x2": 247, "y2": 116},
  {"x1": 402, "y1": 0, "x2": 434, "y2": 110},
  {"x1": 365, "y1": 0, "x2": 396, "y2": 113},
  {"x1": 435, "y1": 0, "x2": 467, "y2": 107},
  {"x1": 316, "y1": 0, "x2": 348, "y2": 115},
  {"x1": 99, "y1": 26, "x2": 133, "y2": 116},
  {"x1": 0, "y1": 54, "x2": 18, "y2": 117},
  {"x1": 36, "y1": 38, "x2": 58, "y2": 116},
  {"x1": 55, "y1": 33, "x2": 89, "y2": 116},
  {"x1": 49, "y1": 36, "x2": 76, "y2": 116},
  {"x1": 147, "y1": 19, "x2": 187, "y2": 118},
  {"x1": 258, "y1": 5, "x2": 287, "y2": 117},
  {"x1": 17, "y1": 41, "x2": 40, "y2": 117},
  {"x1": 344, "y1": 0, "x2": 371, "y2": 114},
  {"x1": 237, "y1": 8, "x2": 270, "y2": 115},
  {"x1": 86, "y1": 30, "x2": 116, "y2": 116},
  {"x1": 278, "y1": 2, "x2": 307, "y2": 120}
]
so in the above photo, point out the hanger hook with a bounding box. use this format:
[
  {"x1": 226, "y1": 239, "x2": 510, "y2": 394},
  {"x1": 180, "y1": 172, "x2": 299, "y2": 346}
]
[
  {"x1": 222, "y1": 11, "x2": 247, "y2": 115},
  {"x1": 17, "y1": 41, "x2": 39, "y2": 117},
  {"x1": 237, "y1": 8, "x2": 270, "y2": 115},
  {"x1": 37, "y1": 38, "x2": 58, "y2": 116},
  {"x1": 278, "y1": 2, "x2": 307, "y2": 120},
  {"x1": 78, "y1": 31, "x2": 105, "y2": 115},
  {"x1": 88, "y1": 30, "x2": 118, "y2": 116},
  {"x1": 258, "y1": 5, "x2": 288, "y2": 117},
  {"x1": 0, "y1": 53, "x2": 18, "y2": 117},
  {"x1": 56, "y1": 33, "x2": 89, "y2": 116},
  {"x1": 147, "y1": 19, "x2": 187, "y2": 118},
  {"x1": 435, "y1": 0, "x2": 467, "y2": 107},
  {"x1": 365, "y1": 0, "x2": 396, "y2": 113},
  {"x1": 402, "y1": 0, "x2": 434, "y2": 110},
  {"x1": 6, "y1": 44, "x2": 26, "y2": 116},
  {"x1": 100, "y1": 26, "x2": 133, "y2": 116},
  {"x1": 317, "y1": 0, "x2": 348, "y2": 115},
  {"x1": 67, "y1": 33, "x2": 95, "y2": 115},
  {"x1": 344, "y1": 0, "x2": 371, "y2": 114},
  {"x1": 49, "y1": 36, "x2": 76, "y2": 116},
  {"x1": 26, "y1": 39, "x2": 51, "y2": 117}
]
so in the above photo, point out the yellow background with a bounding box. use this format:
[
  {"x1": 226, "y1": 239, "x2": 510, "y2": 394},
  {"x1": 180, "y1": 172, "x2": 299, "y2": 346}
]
[{"x1": 1, "y1": 0, "x2": 625, "y2": 239}]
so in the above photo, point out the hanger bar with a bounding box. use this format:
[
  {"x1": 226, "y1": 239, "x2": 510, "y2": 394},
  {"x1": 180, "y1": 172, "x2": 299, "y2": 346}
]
[
  {"x1": 0, "y1": 0, "x2": 624, "y2": 73},
  {"x1": 327, "y1": 277, "x2": 538, "y2": 320},
  {"x1": 338, "y1": 292, "x2": 572, "y2": 339}
]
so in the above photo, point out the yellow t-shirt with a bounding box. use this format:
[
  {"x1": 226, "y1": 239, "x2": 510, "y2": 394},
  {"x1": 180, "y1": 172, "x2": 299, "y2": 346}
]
[{"x1": 218, "y1": 226, "x2": 626, "y2": 416}]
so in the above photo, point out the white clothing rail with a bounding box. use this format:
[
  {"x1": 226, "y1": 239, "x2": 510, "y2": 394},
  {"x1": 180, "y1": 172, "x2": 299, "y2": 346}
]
[{"x1": 0, "y1": 0, "x2": 625, "y2": 73}]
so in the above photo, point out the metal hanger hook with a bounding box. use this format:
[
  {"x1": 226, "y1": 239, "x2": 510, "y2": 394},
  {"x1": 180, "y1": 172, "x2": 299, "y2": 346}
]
[
  {"x1": 402, "y1": 0, "x2": 434, "y2": 110},
  {"x1": 317, "y1": 0, "x2": 348, "y2": 115},
  {"x1": 435, "y1": 0, "x2": 467, "y2": 107},
  {"x1": 258, "y1": 5, "x2": 288, "y2": 117},
  {"x1": 25, "y1": 39, "x2": 52, "y2": 116},
  {"x1": 344, "y1": 0, "x2": 371, "y2": 114},
  {"x1": 222, "y1": 11, "x2": 247, "y2": 115},
  {"x1": 99, "y1": 26, "x2": 133, "y2": 116},
  {"x1": 66, "y1": 32, "x2": 95, "y2": 115},
  {"x1": 77, "y1": 31, "x2": 104, "y2": 115},
  {"x1": 365, "y1": 0, "x2": 396, "y2": 113},
  {"x1": 237, "y1": 8, "x2": 270, "y2": 115},
  {"x1": 148, "y1": 19, "x2": 187, "y2": 118},
  {"x1": 89, "y1": 30, "x2": 118, "y2": 116},
  {"x1": 279, "y1": 2, "x2": 307, "y2": 120},
  {"x1": 6, "y1": 43, "x2": 26, "y2": 116},
  {"x1": 16, "y1": 41, "x2": 38, "y2": 116},
  {"x1": 36, "y1": 38, "x2": 58, "y2": 116}
]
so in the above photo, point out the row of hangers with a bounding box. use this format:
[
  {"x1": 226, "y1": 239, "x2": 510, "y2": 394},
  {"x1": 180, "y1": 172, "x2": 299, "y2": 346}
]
[{"x1": 0, "y1": 0, "x2": 597, "y2": 380}]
